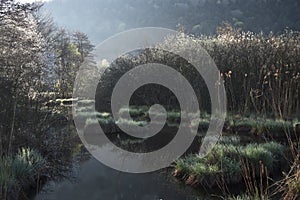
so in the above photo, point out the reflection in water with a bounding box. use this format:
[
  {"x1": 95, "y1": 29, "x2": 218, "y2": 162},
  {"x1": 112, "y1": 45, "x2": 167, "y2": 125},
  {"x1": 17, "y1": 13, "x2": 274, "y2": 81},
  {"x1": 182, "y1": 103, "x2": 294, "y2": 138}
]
[
  {"x1": 33, "y1": 119, "x2": 214, "y2": 200},
  {"x1": 34, "y1": 155, "x2": 212, "y2": 200}
]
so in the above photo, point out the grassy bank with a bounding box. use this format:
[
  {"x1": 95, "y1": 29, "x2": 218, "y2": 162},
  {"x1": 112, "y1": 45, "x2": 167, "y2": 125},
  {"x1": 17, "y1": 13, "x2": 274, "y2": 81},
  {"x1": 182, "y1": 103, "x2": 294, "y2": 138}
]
[
  {"x1": 173, "y1": 138, "x2": 285, "y2": 187},
  {"x1": 73, "y1": 104, "x2": 299, "y2": 199},
  {"x1": 74, "y1": 104, "x2": 299, "y2": 142}
]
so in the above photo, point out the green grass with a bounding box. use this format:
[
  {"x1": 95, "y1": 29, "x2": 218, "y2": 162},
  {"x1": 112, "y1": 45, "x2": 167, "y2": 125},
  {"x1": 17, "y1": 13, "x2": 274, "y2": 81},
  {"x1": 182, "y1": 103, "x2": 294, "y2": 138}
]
[
  {"x1": 174, "y1": 138, "x2": 285, "y2": 187},
  {"x1": 242, "y1": 144, "x2": 274, "y2": 168},
  {"x1": 1, "y1": 148, "x2": 47, "y2": 190},
  {"x1": 76, "y1": 107, "x2": 298, "y2": 140}
]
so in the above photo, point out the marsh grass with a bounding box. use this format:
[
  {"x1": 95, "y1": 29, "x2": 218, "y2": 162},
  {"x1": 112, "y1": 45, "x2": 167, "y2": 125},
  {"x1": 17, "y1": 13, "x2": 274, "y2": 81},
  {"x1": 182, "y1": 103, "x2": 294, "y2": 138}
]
[
  {"x1": 270, "y1": 126, "x2": 300, "y2": 200},
  {"x1": 80, "y1": 107, "x2": 297, "y2": 139},
  {"x1": 77, "y1": 106, "x2": 298, "y2": 199},
  {"x1": 240, "y1": 158, "x2": 270, "y2": 200},
  {"x1": 0, "y1": 148, "x2": 46, "y2": 198},
  {"x1": 173, "y1": 139, "x2": 284, "y2": 189},
  {"x1": 227, "y1": 194, "x2": 269, "y2": 200}
]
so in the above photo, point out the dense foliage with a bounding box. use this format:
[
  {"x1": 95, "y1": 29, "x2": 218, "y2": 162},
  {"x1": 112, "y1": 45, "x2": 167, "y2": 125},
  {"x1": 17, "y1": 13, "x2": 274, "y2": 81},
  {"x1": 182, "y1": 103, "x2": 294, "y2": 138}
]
[
  {"x1": 0, "y1": 0, "x2": 93, "y2": 198},
  {"x1": 96, "y1": 24, "x2": 300, "y2": 119}
]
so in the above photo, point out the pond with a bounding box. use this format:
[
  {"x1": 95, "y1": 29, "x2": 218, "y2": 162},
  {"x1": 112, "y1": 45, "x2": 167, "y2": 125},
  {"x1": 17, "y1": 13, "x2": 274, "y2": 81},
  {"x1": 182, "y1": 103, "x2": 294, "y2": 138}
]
[
  {"x1": 27, "y1": 115, "x2": 219, "y2": 200},
  {"x1": 33, "y1": 151, "x2": 215, "y2": 200}
]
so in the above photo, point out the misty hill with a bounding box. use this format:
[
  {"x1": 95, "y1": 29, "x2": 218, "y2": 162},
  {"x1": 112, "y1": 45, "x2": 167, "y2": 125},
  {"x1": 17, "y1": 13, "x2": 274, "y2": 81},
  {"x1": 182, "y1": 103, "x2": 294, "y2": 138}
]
[{"x1": 44, "y1": 0, "x2": 300, "y2": 44}]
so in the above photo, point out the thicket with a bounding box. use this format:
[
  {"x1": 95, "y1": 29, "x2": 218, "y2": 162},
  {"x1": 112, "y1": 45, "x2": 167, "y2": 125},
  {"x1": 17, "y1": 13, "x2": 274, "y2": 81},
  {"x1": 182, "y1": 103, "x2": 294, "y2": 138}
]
[{"x1": 96, "y1": 24, "x2": 300, "y2": 119}]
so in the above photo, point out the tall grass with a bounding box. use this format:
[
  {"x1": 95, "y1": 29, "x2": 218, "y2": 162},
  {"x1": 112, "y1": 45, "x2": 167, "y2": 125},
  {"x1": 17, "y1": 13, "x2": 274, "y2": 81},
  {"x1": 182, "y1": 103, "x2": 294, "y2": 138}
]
[
  {"x1": 96, "y1": 24, "x2": 300, "y2": 119},
  {"x1": 271, "y1": 127, "x2": 300, "y2": 199},
  {"x1": 0, "y1": 148, "x2": 46, "y2": 199},
  {"x1": 201, "y1": 24, "x2": 300, "y2": 119}
]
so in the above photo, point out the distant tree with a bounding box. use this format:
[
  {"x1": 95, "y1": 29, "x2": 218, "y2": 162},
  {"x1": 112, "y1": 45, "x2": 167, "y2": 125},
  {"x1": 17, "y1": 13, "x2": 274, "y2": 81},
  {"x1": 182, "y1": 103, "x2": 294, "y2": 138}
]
[
  {"x1": 72, "y1": 31, "x2": 94, "y2": 62},
  {"x1": 53, "y1": 29, "x2": 94, "y2": 97}
]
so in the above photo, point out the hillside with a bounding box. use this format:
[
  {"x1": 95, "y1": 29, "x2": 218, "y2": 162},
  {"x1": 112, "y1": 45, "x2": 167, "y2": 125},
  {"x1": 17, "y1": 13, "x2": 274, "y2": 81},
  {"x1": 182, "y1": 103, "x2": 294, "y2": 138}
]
[{"x1": 45, "y1": 0, "x2": 300, "y2": 43}]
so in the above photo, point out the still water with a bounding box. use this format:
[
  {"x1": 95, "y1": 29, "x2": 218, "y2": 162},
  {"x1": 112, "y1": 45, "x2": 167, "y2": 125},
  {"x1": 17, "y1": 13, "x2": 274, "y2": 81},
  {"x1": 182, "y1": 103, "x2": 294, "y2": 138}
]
[
  {"x1": 33, "y1": 151, "x2": 215, "y2": 200},
  {"x1": 32, "y1": 112, "x2": 216, "y2": 200}
]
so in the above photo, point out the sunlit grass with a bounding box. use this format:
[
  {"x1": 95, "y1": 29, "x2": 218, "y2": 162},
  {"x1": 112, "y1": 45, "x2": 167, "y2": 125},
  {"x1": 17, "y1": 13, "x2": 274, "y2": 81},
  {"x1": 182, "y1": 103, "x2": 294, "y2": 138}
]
[{"x1": 174, "y1": 138, "x2": 285, "y2": 187}]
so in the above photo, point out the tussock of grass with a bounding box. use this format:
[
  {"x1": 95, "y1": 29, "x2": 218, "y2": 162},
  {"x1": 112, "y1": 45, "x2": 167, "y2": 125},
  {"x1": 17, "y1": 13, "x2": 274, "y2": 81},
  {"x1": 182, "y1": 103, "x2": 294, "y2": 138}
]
[
  {"x1": 1, "y1": 148, "x2": 47, "y2": 192},
  {"x1": 77, "y1": 107, "x2": 297, "y2": 139},
  {"x1": 174, "y1": 139, "x2": 285, "y2": 188}
]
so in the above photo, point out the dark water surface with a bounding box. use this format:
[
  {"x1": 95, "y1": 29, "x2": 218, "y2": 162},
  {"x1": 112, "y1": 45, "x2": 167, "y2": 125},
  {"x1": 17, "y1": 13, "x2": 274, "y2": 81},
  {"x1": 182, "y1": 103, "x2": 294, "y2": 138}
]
[
  {"x1": 31, "y1": 114, "x2": 216, "y2": 200},
  {"x1": 33, "y1": 153, "x2": 215, "y2": 200}
]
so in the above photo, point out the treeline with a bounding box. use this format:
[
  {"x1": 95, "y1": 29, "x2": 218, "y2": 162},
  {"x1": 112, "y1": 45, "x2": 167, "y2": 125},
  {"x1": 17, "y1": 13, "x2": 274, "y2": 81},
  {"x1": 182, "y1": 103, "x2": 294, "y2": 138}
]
[
  {"x1": 0, "y1": 0, "x2": 93, "y2": 151},
  {"x1": 0, "y1": 0, "x2": 93, "y2": 198},
  {"x1": 96, "y1": 24, "x2": 300, "y2": 119}
]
